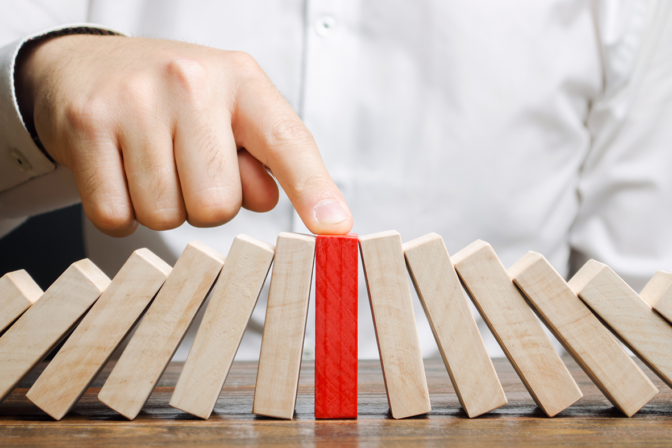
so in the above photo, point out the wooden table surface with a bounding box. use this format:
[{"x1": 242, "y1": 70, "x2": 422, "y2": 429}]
[{"x1": 1, "y1": 356, "x2": 671, "y2": 447}]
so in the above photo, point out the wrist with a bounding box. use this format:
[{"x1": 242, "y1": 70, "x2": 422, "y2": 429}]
[
  {"x1": 15, "y1": 34, "x2": 81, "y2": 143},
  {"x1": 13, "y1": 29, "x2": 125, "y2": 157}
]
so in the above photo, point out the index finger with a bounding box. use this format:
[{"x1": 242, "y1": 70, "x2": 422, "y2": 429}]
[{"x1": 230, "y1": 65, "x2": 353, "y2": 235}]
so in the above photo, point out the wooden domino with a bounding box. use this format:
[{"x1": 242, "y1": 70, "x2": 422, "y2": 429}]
[
  {"x1": 170, "y1": 235, "x2": 275, "y2": 419},
  {"x1": 640, "y1": 271, "x2": 672, "y2": 324},
  {"x1": 510, "y1": 252, "x2": 658, "y2": 417},
  {"x1": 98, "y1": 241, "x2": 225, "y2": 420},
  {"x1": 26, "y1": 249, "x2": 172, "y2": 420},
  {"x1": 569, "y1": 260, "x2": 672, "y2": 388},
  {"x1": 0, "y1": 260, "x2": 110, "y2": 402},
  {"x1": 315, "y1": 234, "x2": 358, "y2": 419},
  {"x1": 253, "y1": 232, "x2": 315, "y2": 420},
  {"x1": 404, "y1": 233, "x2": 506, "y2": 418},
  {"x1": 359, "y1": 230, "x2": 431, "y2": 419},
  {"x1": 0, "y1": 270, "x2": 43, "y2": 333},
  {"x1": 452, "y1": 240, "x2": 582, "y2": 417},
  {"x1": 8, "y1": 228, "x2": 672, "y2": 425}
]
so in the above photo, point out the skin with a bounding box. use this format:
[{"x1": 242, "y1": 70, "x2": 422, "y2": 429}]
[{"x1": 15, "y1": 35, "x2": 353, "y2": 237}]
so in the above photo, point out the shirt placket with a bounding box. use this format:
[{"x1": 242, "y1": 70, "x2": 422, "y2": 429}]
[{"x1": 292, "y1": 0, "x2": 360, "y2": 359}]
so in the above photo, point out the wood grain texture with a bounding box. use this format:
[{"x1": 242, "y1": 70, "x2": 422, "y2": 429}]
[
  {"x1": 253, "y1": 232, "x2": 315, "y2": 420},
  {"x1": 26, "y1": 249, "x2": 172, "y2": 420},
  {"x1": 640, "y1": 271, "x2": 672, "y2": 324},
  {"x1": 98, "y1": 242, "x2": 224, "y2": 420},
  {"x1": 315, "y1": 234, "x2": 358, "y2": 419},
  {"x1": 569, "y1": 260, "x2": 672, "y2": 389},
  {"x1": 0, "y1": 270, "x2": 43, "y2": 333},
  {"x1": 510, "y1": 252, "x2": 658, "y2": 417},
  {"x1": 171, "y1": 235, "x2": 274, "y2": 419},
  {"x1": 452, "y1": 240, "x2": 582, "y2": 417},
  {"x1": 5, "y1": 357, "x2": 672, "y2": 447},
  {"x1": 359, "y1": 230, "x2": 431, "y2": 419},
  {"x1": 403, "y1": 233, "x2": 506, "y2": 418},
  {"x1": 0, "y1": 260, "x2": 110, "y2": 403}
]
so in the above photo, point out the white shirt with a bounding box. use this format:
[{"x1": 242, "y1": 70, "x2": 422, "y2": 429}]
[{"x1": 1, "y1": 0, "x2": 671, "y2": 361}]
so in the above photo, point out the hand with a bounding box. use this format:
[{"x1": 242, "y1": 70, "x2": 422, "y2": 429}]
[{"x1": 16, "y1": 35, "x2": 353, "y2": 237}]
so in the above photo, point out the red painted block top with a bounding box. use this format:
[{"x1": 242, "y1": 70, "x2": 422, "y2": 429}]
[{"x1": 315, "y1": 233, "x2": 358, "y2": 419}]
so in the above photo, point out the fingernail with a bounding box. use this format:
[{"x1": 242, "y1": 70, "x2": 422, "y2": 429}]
[{"x1": 314, "y1": 199, "x2": 350, "y2": 225}]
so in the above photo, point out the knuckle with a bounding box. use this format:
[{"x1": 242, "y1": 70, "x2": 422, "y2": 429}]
[
  {"x1": 163, "y1": 57, "x2": 210, "y2": 104},
  {"x1": 266, "y1": 117, "x2": 313, "y2": 149},
  {"x1": 87, "y1": 201, "x2": 134, "y2": 233},
  {"x1": 227, "y1": 51, "x2": 261, "y2": 75},
  {"x1": 136, "y1": 207, "x2": 186, "y2": 231},
  {"x1": 65, "y1": 96, "x2": 112, "y2": 138},
  {"x1": 286, "y1": 172, "x2": 332, "y2": 199},
  {"x1": 124, "y1": 166, "x2": 187, "y2": 231},
  {"x1": 188, "y1": 194, "x2": 241, "y2": 227}
]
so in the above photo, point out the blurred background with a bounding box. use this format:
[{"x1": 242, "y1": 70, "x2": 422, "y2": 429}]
[{"x1": 0, "y1": 205, "x2": 84, "y2": 292}]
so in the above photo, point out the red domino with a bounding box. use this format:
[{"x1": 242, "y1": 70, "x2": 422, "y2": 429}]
[{"x1": 315, "y1": 233, "x2": 358, "y2": 419}]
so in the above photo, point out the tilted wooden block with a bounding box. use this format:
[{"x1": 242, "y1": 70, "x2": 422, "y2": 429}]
[
  {"x1": 26, "y1": 249, "x2": 172, "y2": 420},
  {"x1": 171, "y1": 235, "x2": 274, "y2": 419},
  {"x1": 359, "y1": 230, "x2": 431, "y2": 419},
  {"x1": 510, "y1": 252, "x2": 657, "y2": 417},
  {"x1": 0, "y1": 270, "x2": 43, "y2": 333},
  {"x1": 253, "y1": 232, "x2": 315, "y2": 420},
  {"x1": 315, "y1": 234, "x2": 358, "y2": 419},
  {"x1": 569, "y1": 260, "x2": 672, "y2": 388},
  {"x1": 404, "y1": 233, "x2": 506, "y2": 418},
  {"x1": 0, "y1": 260, "x2": 110, "y2": 402},
  {"x1": 640, "y1": 271, "x2": 672, "y2": 324},
  {"x1": 98, "y1": 241, "x2": 225, "y2": 420},
  {"x1": 452, "y1": 240, "x2": 582, "y2": 417}
]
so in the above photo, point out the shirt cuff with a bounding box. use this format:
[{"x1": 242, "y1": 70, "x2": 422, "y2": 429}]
[
  {"x1": 0, "y1": 23, "x2": 125, "y2": 198},
  {"x1": 0, "y1": 163, "x2": 81, "y2": 220}
]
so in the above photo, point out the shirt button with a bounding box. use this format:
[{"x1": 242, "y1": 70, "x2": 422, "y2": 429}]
[
  {"x1": 315, "y1": 16, "x2": 337, "y2": 37},
  {"x1": 10, "y1": 149, "x2": 32, "y2": 172}
]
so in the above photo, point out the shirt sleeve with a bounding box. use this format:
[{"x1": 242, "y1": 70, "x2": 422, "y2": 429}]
[
  {"x1": 570, "y1": 0, "x2": 672, "y2": 291},
  {"x1": 0, "y1": 3, "x2": 126, "y2": 236}
]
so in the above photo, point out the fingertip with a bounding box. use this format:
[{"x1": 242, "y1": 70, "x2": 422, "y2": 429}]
[
  {"x1": 314, "y1": 199, "x2": 351, "y2": 226},
  {"x1": 305, "y1": 198, "x2": 354, "y2": 235}
]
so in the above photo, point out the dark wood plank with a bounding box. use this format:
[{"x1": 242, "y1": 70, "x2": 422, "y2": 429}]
[{"x1": 2, "y1": 356, "x2": 672, "y2": 446}]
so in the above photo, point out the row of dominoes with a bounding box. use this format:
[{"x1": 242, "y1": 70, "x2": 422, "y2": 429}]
[{"x1": 2, "y1": 230, "x2": 672, "y2": 421}]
